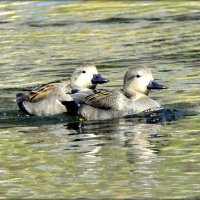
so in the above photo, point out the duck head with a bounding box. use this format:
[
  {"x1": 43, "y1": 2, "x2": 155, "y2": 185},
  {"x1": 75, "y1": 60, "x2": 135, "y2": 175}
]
[
  {"x1": 70, "y1": 64, "x2": 109, "y2": 91},
  {"x1": 123, "y1": 67, "x2": 167, "y2": 97}
]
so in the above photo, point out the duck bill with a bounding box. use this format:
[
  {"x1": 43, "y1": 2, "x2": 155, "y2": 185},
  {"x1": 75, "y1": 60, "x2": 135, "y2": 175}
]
[
  {"x1": 92, "y1": 74, "x2": 109, "y2": 84},
  {"x1": 147, "y1": 80, "x2": 167, "y2": 89}
]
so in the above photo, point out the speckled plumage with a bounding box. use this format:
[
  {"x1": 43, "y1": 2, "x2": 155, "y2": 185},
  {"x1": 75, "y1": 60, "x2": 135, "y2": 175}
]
[
  {"x1": 74, "y1": 67, "x2": 167, "y2": 120},
  {"x1": 16, "y1": 64, "x2": 109, "y2": 116}
]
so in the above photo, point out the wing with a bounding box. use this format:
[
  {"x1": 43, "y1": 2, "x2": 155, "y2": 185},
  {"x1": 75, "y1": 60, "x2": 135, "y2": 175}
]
[
  {"x1": 71, "y1": 89, "x2": 97, "y2": 104},
  {"x1": 83, "y1": 90, "x2": 124, "y2": 110},
  {"x1": 26, "y1": 80, "x2": 71, "y2": 103}
]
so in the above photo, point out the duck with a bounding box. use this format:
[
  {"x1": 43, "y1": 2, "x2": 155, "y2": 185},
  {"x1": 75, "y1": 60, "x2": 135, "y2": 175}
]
[
  {"x1": 69, "y1": 66, "x2": 167, "y2": 120},
  {"x1": 16, "y1": 64, "x2": 109, "y2": 116}
]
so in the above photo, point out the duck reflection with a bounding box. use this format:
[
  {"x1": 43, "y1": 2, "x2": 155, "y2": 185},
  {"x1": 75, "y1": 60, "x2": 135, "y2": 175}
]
[
  {"x1": 65, "y1": 117, "x2": 169, "y2": 165},
  {"x1": 18, "y1": 115, "x2": 170, "y2": 187},
  {"x1": 64, "y1": 117, "x2": 172, "y2": 189}
]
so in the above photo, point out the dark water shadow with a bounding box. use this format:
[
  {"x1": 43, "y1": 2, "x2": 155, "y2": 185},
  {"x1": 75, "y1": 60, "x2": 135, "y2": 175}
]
[
  {"x1": 1, "y1": 102, "x2": 198, "y2": 130},
  {"x1": 87, "y1": 12, "x2": 200, "y2": 25},
  {"x1": 66, "y1": 106, "x2": 187, "y2": 134},
  {"x1": 0, "y1": 110, "x2": 78, "y2": 129}
]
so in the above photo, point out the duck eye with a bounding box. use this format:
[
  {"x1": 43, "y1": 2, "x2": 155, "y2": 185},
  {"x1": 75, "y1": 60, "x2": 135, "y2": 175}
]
[
  {"x1": 82, "y1": 70, "x2": 86, "y2": 73},
  {"x1": 136, "y1": 75, "x2": 141, "y2": 78}
]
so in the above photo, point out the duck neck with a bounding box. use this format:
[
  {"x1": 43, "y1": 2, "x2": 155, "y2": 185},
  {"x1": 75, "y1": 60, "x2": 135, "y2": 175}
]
[
  {"x1": 72, "y1": 84, "x2": 96, "y2": 92},
  {"x1": 123, "y1": 88, "x2": 148, "y2": 99}
]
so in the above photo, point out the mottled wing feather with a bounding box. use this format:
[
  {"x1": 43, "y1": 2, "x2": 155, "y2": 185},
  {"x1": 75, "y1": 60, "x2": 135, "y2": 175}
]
[
  {"x1": 26, "y1": 80, "x2": 71, "y2": 103},
  {"x1": 84, "y1": 90, "x2": 116, "y2": 110},
  {"x1": 27, "y1": 84, "x2": 55, "y2": 102}
]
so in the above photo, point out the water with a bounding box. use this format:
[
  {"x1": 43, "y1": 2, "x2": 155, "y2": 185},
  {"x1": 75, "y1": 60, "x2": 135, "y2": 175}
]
[{"x1": 0, "y1": 1, "x2": 200, "y2": 199}]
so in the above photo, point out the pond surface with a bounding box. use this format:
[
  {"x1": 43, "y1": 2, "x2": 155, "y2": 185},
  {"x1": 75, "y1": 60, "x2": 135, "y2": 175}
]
[{"x1": 0, "y1": 1, "x2": 200, "y2": 199}]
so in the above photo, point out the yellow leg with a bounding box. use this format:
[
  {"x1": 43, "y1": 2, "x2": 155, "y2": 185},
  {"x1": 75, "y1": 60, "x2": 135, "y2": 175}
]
[{"x1": 79, "y1": 116, "x2": 85, "y2": 122}]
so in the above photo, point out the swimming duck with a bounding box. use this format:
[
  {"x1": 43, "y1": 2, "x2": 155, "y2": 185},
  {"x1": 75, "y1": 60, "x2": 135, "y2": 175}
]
[
  {"x1": 16, "y1": 64, "x2": 109, "y2": 116},
  {"x1": 70, "y1": 67, "x2": 167, "y2": 120}
]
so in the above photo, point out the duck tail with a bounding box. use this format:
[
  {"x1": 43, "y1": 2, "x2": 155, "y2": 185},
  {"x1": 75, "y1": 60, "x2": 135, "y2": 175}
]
[
  {"x1": 16, "y1": 93, "x2": 32, "y2": 115},
  {"x1": 16, "y1": 92, "x2": 25, "y2": 106}
]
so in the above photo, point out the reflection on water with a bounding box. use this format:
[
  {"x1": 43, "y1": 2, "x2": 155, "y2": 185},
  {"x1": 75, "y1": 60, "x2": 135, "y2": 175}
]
[
  {"x1": 1, "y1": 116, "x2": 200, "y2": 199},
  {"x1": 0, "y1": 0, "x2": 200, "y2": 199}
]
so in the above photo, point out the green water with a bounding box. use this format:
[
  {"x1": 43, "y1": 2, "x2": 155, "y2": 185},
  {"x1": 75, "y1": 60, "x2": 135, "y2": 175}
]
[{"x1": 0, "y1": 1, "x2": 200, "y2": 199}]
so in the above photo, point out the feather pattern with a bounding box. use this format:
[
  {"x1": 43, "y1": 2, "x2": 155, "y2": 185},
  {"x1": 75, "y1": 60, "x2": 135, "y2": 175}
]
[
  {"x1": 76, "y1": 67, "x2": 167, "y2": 120},
  {"x1": 16, "y1": 64, "x2": 109, "y2": 116},
  {"x1": 82, "y1": 89, "x2": 127, "y2": 110},
  {"x1": 26, "y1": 80, "x2": 71, "y2": 103},
  {"x1": 27, "y1": 84, "x2": 57, "y2": 102}
]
